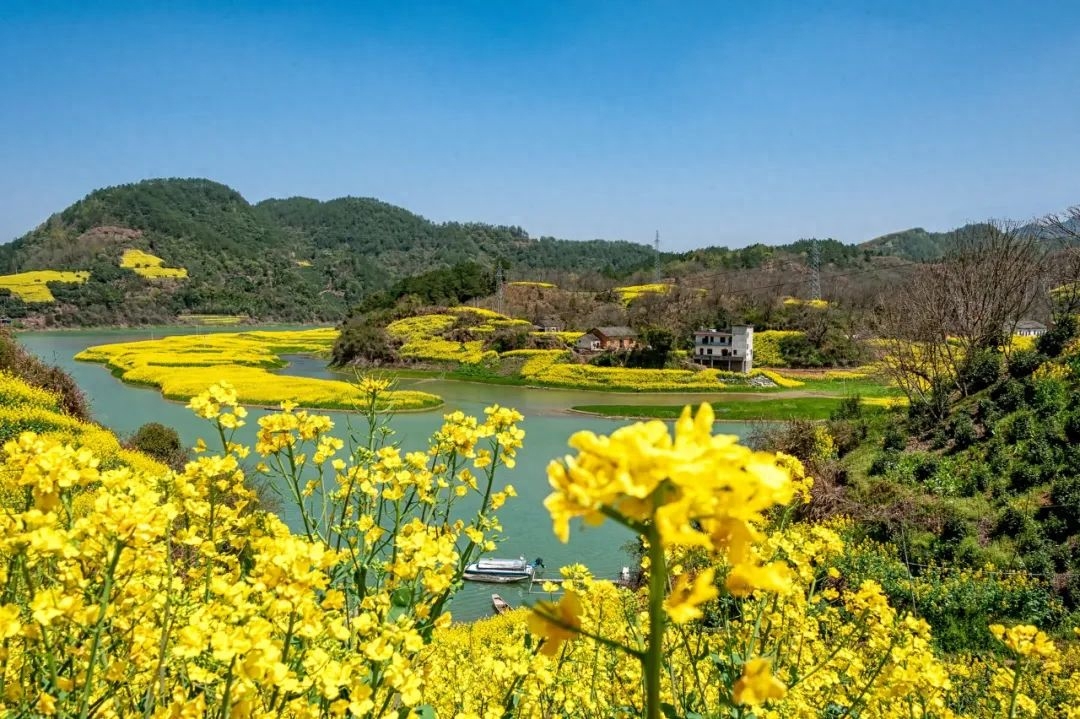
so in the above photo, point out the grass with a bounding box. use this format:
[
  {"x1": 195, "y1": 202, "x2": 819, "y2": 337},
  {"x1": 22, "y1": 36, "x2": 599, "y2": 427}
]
[
  {"x1": 572, "y1": 397, "x2": 865, "y2": 421},
  {"x1": 792, "y1": 376, "x2": 903, "y2": 397}
]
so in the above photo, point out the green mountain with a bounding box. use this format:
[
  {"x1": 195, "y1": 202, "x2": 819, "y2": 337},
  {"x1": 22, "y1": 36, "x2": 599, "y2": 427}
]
[
  {"x1": 859, "y1": 226, "x2": 974, "y2": 262},
  {"x1": 859, "y1": 217, "x2": 1080, "y2": 262},
  {"x1": 0, "y1": 178, "x2": 657, "y2": 325},
  {"x1": 3, "y1": 177, "x2": 1072, "y2": 326}
]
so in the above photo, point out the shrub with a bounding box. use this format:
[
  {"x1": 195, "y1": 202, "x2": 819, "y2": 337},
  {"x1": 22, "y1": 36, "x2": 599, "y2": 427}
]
[
  {"x1": 959, "y1": 348, "x2": 1002, "y2": 394},
  {"x1": 127, "y1": 421, "x2": 187, "y2": 470},
  {"x1": 1007, "y1": 348, "x2": 1045, "y2": 379},
  {"x1": 949, "y1": 413, "x2": 977, "y2": 450},
  {"x1": 882, "y1": 424, "x2": 907, "y2": 452},
  {"x1": 830, "y1": 394, "x2": 863, "y2": 421},
  {"x1": 991, "y1": 378, "x2": 1027, "y2": 413},
  {"x1": 1037, "y1": 313, "x2": 1078, "y2": 357}
]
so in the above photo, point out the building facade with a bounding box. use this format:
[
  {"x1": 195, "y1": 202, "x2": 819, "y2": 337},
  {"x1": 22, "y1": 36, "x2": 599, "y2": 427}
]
[
  {"x1": 1012, "y1": 319, "x2": 1047, "y2": 337},
  {"x1": 575, "y1": 326, "x2": 638, "y2": 352},
  {"x1": 693, "y1": 325, "x2": 754, "y2": 373}
]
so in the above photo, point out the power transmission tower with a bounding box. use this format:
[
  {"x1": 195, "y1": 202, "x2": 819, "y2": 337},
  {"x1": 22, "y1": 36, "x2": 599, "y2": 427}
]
[
  {"x1": 808, "y1": 239, "x2": 822, "y2": 301},
  {"x1": 495, "y1": 265, "x2": 505, "y2": 316},
  {"x1": 654, "y1": 231, "x2": 661, "y2": 284}
]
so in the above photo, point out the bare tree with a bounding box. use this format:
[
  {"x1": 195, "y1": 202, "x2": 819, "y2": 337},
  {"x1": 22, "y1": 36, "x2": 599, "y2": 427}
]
[
  {"x1": 1042, "y1": 206, "x2": 1080, "y2": 315},
  {"x1": 874, "y1": 220, "x2": 1047, "y2": 409}
]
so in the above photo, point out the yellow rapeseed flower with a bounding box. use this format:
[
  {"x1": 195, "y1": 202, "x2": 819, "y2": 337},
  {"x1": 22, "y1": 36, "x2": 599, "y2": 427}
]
[
  {"x1": 733, "y1": 658, "x2": 787, "y2": 706},
  {"x1": 664, "y1": 568, "x2": 719, "y2": 624},
  {"x1": 528, "y1": 591, "x2": 583, "y2": 656}
]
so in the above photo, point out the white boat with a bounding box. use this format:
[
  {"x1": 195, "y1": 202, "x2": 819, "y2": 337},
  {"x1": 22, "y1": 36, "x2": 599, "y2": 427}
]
[{"x1": 464, "y1": 556, "x2": 543, "y2": 583}]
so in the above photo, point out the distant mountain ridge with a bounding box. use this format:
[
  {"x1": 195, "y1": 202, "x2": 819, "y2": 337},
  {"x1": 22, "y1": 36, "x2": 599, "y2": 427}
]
[
  {"x1": 0, "y1": 177, "x2": 1074, "y2": 325},
  {"x1": 0, "y1": 178, "x2": 657, "y2": 324}
]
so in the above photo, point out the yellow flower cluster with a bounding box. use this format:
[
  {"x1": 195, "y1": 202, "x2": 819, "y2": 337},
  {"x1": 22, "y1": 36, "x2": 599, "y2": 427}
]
[
  {"x1": 528, "y1": 330, "x2": 584, "y2": 343},
  {"x1": 386, "y1": 309, "x2": 529, "y2": 365},
  {"x1": 545, "y1": 404, "x2": 795, "y2": 597},
  {"x1": 1009, "y1": 334, "x2": 1036, "y2": 351},
  {"x1": 753, "y1": 330, "x2": 805, "y2": 367},
  {"x1": 612, "y1": 283, "x2": 671, "y2": 304},
  {"x1": 0, "y1": 378, "x2": 524, "y2": 718},
  {"x1": 119, "y1": 248, "x2": 188, "y2": 278},
  {"x1": 0, "y1": 371, "x2": 167, "y2": 476},
  {"x1": 3, "y1": 373, "x2": 1079, "y2": 718},
  {"x1": 425, "y1": 513, "x2": 1080, "y2": 718},
  {"x1": 76, "y1": 329, "x2": 442, "y2": 411},
  {"x1": 510, "y1": 349, "x2": 569, "y2": 379},
  {"x1": 1033, "y1": 361, "x2": 1071, "y2": 382},
  {"x1": 783, "y1": 297, "x2": 831, "y2": 309},
  {"x1": 506, "y1": 281, "x2": 556, "y2": 288},
  {"x1": 180, "y1": 313, "x2": 247, "y2": 325},
  {"x1": 0, "y1": 370, "x2": 62, "y2": 410},
  {"x1": 0, "y1": 270, "x2": 89, "y2": 303},
  {"x1": 753, "y1": 369, "x2": 806, "y2": 388}
]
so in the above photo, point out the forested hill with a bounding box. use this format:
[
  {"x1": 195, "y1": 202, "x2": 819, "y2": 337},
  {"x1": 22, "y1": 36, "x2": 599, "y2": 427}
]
[
  {"x1": 0, "y1": 178, "x2": 656, "y2": 325},
  {"x1": 2, "y1": 177, "x2": 1073, "y2": 326},
  {"x1": 859, "y1": 226, "x2": 979, "y2": 262},
  {"x1": 860, "y1": 217, "x2": 1080, "y2": 262}
]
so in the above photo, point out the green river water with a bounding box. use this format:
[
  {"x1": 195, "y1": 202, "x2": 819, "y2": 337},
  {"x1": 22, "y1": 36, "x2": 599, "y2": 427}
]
[{"x1": 18, "y1": 329, "x2": 753, "y2": 622}]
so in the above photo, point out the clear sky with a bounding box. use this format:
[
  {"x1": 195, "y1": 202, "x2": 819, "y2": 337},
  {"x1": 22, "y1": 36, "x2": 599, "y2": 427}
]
[{"x1": 2, "y1": 1, "x2": 1079, "y2": 250}]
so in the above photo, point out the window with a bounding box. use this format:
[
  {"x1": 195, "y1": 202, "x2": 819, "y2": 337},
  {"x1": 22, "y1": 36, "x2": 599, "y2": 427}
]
[{"x1": 707, "y1": 348, "x2": 713, "y2": 355}]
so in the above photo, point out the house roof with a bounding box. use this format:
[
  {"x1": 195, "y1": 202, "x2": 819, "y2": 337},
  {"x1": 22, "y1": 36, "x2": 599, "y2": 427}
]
[
  {"x1": 592, "y1": 326, "x2": 636, "y2": 338},
  {"x1": 1014, "y1": 319, "x2": 1047, "y2": 331}
]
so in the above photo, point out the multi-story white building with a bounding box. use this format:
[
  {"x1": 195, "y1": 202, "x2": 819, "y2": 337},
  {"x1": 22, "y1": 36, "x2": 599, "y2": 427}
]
[{"x1": 693, "y1": 325, "x2": 754, "y2": 373}]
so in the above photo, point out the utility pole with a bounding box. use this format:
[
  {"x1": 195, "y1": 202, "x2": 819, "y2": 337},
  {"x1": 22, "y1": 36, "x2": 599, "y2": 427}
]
[
  {"x1": 654, "y1": 230, "x2": 661, "y2": 284},
  {"x1": 495, "y1": 265, "x2": 505, "y2": 316},
  {"x1": 808, "y1": 239, "x2": 822, "y2": 301}
]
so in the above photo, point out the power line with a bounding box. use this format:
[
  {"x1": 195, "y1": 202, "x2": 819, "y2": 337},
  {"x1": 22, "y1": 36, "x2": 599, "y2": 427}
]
[
  {"x1": 683, "y1": 258, "x2": 923, "y2": 299},
  {"x1": 495, "y1": 265, "x2": 504, "y2": 315},
  {"x1": 808, "y1": 239, "x2": 822, "y2": 300},
  {"x1": 654, "y1": 230, "x2": 661, "y2": 284}
]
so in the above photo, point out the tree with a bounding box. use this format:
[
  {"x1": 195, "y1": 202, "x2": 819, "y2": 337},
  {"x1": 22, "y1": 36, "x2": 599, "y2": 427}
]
[
  {"x1": 127, "y1": 422, "x2": 187, "y2": 470},
  {"x1": 874, "y1": 220, "x2": 1047, "y2": 411},
  {"x1": 331, "y1": 321, "x2": 399, "y2": 366}
]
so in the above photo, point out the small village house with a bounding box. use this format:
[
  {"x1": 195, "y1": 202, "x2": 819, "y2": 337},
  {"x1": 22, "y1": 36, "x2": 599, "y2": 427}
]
[
  {"x1": 1011, "y1": 319, "x2": 1047, "y2": 337},
  {"x1": 575, "y1": 326, "x2": 638, "y2": 352},
  {"x1": 536, "y1": 316, "x2": 564, "y2": 333},
  {"x1": 692, "y1": 325, "x2": 754, "y2": 373}
]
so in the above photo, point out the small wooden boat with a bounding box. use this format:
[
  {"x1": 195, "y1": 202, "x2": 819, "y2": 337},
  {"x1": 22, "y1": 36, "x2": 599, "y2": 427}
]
[{"x1": 491, "y1": 593, "x2": 512, "y2": 615}]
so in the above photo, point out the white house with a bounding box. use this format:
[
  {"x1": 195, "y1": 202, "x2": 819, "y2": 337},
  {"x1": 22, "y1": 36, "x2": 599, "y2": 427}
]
[
  {"x1": 1011, "y1": 319, "x2": 1047, "y2": 337},
  {"x1": 693, "y1": 325, "x2": 754, "y2": 373}
]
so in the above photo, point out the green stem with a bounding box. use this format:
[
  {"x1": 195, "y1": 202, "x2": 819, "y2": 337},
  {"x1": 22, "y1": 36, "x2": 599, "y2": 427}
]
[
  {"x1": 644, "y1": 528, "x2": 666, "y2": 719},
  {"x1": 78, "y1": 541, "x2": 124, "y2": 719},
  {"x1": 1006, "y1": 657, "x2": 1023, "y2": 719}
]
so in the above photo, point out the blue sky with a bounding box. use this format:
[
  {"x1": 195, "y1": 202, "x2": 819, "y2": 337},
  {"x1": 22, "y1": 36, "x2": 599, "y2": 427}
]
[{"x1": 2, "y1": 1, "x2": 1079, "y2": 250}]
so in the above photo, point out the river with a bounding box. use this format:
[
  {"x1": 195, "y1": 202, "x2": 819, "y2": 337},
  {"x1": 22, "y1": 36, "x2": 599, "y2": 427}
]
[{"x1": 18, "y1": 328, "x2": 754, "y2": 621}]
